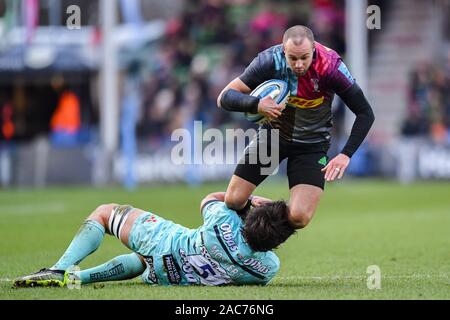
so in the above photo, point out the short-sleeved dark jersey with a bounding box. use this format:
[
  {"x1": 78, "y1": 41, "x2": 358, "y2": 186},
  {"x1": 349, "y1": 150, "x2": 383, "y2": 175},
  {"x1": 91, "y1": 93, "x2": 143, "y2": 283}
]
[{"x1": 239, "y1": 41, "x2": 355, "y2": 144}]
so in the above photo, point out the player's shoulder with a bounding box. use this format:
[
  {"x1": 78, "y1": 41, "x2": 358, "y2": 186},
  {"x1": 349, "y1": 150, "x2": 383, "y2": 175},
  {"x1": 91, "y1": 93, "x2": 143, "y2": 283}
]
[
  {"x1": 314, "y1": 41, "x2": 343, "y2": 77},
  {"x1": 202, "y1": 201, "x2": 241, "y2": 224},
  {"x1": 315, "y1": 41, "x2": 342, "y2": 62},
  {"x1": 264, "y1": 251, "x2": 281, "y2": 280},
  {"x1": 247, "y1": 250, "x2": 280, "y2": 284},
  {"x1": 254, "y1": 44, "x2": 280, "y2": 67},
  {"x1": 259, "y1": 44, "x2": 282, "y2": 58},
  {"x1": 240, "y1": 45, "x2": 279, "y2": 88},
  {"x1": 259, "y1": 250, "x2": 280, "y2": 269},
  {"x1": 202, "y1": 199, "x2": 222, "y2": 213},
  {"x1": 203, "y1": 200, "x2": 232, "y2": 215}
]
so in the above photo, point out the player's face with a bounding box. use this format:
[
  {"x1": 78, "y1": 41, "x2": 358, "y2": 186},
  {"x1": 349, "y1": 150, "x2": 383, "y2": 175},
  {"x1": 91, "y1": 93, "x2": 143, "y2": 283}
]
[{"x1": 284, "y1": 38, "x2": 314, "y2": 77}]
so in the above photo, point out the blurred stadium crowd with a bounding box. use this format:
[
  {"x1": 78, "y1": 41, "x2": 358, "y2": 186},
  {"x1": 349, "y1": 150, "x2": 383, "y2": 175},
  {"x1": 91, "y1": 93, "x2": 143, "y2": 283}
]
[
  {"x1": 0, "y1": 0, "x2": 349, "y2": 146},
  {"x1": 0, "y1": 0, "x2": 449, "y2": 186},
  {"x1": 401, "y1": 54, "x2": 450, "y2": 144}
]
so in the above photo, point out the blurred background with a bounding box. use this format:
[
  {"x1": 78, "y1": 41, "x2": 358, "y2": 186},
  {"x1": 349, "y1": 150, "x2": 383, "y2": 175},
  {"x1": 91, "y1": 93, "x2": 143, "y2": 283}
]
[{"x1": 0, "y1": 0, "x2": 449, "y2": 189}]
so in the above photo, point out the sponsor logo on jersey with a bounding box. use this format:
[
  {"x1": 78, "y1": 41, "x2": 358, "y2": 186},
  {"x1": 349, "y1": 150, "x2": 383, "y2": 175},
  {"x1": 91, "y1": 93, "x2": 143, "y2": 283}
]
[
  {"x1": 219, "y1": 223, "x2": 238, "y2": 251},
  {"x1": 162, "y1": 254, "x2": 181, "y2": 284},
  {"x1": 200, "y1": 245, "x2": 221, "y2": 272},
  {"x1": 143, "y1": 256, "x2": 158, "y2": 284},
  {"x1": 287, "y1": 96, "x2": 324, "y2": 109},
  {"x1": 179, "y1": 249, "x2": 200, "y2": 284},
  {"x1": 178, "y1": 245, "x2": 232, "y2": 285},
  {"x1": 242, "y1": 258, "x2": 270, "y2": 274},
  {"x1": 213, "y1": 225, "x2": 266, "y2": 280}
]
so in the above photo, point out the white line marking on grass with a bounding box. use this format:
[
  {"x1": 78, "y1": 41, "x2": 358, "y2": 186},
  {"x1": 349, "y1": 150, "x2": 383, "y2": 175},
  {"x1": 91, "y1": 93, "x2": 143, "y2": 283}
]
[
  {"x1": 0, "y1": 278, "x2": 12, "y2": 282},
  {"x1": 278, "y1": 274, "x2": 449, "y2": 281},
  {"x1": 0, "y1": 202, "x2": 67, "y2": 215}
]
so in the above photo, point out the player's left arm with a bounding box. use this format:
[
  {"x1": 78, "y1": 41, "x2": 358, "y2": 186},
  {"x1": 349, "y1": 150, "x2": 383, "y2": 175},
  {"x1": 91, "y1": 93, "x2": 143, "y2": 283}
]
[
  {"x1": 200, "y1": 192, "x2": 226, "y2": 213},
  {"x1": 323, "y1": 62, "x2": 375, "y2": 182}
]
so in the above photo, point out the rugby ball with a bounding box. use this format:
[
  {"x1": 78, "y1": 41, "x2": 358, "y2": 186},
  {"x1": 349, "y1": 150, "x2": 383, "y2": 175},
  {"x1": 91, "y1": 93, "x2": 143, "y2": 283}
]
[{"x1": 245, "y1": 79, "x2": 290, "y2": 124}]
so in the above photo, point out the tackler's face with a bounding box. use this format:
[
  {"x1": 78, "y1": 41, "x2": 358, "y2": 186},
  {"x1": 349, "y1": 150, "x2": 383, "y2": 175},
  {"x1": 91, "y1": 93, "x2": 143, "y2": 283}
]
[{"x1": 283, "y1": 38, "x2": 315, "y2": 77}]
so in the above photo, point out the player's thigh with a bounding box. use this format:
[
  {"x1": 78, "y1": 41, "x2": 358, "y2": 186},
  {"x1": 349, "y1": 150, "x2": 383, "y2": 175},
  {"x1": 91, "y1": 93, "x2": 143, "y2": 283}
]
[
  {"x1": 287, "y1": 152, "x2": 327, "y2": 190},
  {"x1": 107, "y1": 206, "x2": 148, "y2": 249},
  {"x1": 234, "y1": 129, "x2": 286, "y2": 188},
  {"x1": 287, "y1": 152, "x2": 326, "y2": 219}
]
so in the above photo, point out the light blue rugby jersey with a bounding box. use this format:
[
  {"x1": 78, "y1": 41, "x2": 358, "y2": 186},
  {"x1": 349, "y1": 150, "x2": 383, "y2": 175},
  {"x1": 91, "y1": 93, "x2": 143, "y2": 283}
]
[{"x1": 131, "y1": 201, "x2": 280, "y2": 286}]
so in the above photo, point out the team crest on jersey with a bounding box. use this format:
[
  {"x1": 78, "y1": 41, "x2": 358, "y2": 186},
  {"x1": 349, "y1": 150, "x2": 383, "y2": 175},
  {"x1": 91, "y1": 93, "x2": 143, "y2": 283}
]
[{"x1": 311, "y1": 78, "x2": 320, "y2": 92}]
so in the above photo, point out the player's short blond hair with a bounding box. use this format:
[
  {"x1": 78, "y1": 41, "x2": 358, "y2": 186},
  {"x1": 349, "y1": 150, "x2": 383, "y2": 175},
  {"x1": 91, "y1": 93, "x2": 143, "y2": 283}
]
[{"x1": 283, "y1": 25, "x2": 315, "y2": 46}]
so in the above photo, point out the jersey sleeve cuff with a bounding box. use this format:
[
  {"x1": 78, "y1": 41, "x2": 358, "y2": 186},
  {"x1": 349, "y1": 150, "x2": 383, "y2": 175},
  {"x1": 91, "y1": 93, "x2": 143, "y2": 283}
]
[{"x1": 201, "y1": 200, "x2": 220, "y2": 215}]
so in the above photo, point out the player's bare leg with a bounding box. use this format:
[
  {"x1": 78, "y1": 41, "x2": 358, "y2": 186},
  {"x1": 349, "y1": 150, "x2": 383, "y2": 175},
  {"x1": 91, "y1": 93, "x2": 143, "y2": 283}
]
[
  {"x1": 87, "y1": 203, "x2": 146, "y2": 248},
  {"x1": 64, "y1": 204, "x2": 147, "y2": 286},
  {"x1": 13, "y1": 204, "x2": 146, "y2": 288},
  {"x1": 288, "y1": 184, "x2": 323, "y2": 229},
  {"x1": 225, "y1": 175, "x2": 257, "y2": 210}
]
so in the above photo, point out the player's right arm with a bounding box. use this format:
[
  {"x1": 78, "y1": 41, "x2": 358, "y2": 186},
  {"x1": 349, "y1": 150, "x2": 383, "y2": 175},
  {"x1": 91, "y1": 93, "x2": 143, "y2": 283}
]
[
  {"x1": 217, "y1": 78, "x2": 282, "y2": 120},
  {"x1": 217, "y1": 77, "x2": 252, "y2": 99},
  {"x1": 216, "y1": 49, "x2": 283, "y2": 120}
]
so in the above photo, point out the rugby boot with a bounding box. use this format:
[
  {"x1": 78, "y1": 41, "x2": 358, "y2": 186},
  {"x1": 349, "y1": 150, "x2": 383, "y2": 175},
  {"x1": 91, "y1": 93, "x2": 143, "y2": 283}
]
[{"x1": 13, "y1": 268, "x2": 66, "y2": 288}]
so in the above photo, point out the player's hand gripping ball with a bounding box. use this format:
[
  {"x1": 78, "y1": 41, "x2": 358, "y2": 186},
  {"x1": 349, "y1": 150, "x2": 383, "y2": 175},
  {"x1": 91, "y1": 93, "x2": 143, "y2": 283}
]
[{"x1": 245, "y1": 79, "x2": 290, "y2": 124}]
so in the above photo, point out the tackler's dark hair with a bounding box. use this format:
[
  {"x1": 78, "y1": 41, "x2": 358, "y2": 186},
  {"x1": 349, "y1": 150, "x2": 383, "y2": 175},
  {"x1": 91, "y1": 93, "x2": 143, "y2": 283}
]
[{"x1": 242, "y1": 201, "x2": 296, "y2": 252}]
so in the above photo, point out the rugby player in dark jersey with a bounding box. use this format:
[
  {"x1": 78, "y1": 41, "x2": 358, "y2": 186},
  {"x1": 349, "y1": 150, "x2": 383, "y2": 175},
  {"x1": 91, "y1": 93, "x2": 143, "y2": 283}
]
[{"x1": 217, "y1": 25, "x2": 375, "y2": 229}]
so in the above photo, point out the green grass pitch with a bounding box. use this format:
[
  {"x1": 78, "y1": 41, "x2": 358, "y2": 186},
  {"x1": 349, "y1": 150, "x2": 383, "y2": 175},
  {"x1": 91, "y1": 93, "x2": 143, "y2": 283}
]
[{"x1": 0, "y1": 180, "x2": 449, "y2": 299}]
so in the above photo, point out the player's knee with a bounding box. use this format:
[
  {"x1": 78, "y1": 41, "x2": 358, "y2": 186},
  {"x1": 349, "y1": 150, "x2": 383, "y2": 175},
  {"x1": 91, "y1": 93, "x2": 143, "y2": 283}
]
[
  {"x1": 225, "y1": 191, "x2": 247, "y2": 210},
  {"x1": 288, "y1": 208, "x2": 315, "y2": 229},
  {"x1": 96, "y1": 203, "x2": 118, "y2": 217},
  {"x1": 289, "y1": 215, "x2": 311, "y2": 229},
  {"x1": 89, "y1": 203, "x2": 118, "y2": 223}
]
